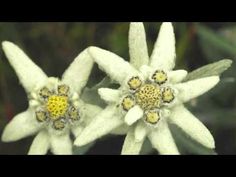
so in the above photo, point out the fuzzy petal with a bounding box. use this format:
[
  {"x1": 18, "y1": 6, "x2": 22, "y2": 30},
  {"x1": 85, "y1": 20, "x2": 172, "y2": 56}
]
[
  {"x1": 129, "y1": 22, "x2": 149, "y2": 69},
  {"x1": 169, "y1": 105, "x2": 215, "y2": 149},
  {"x1": 74, "y1": 106, "x2": 123, "y2": 146},
  {"x1": 83, "y1": 103, "x2": 103, "y2": 124},
  {"x1": 124, "y1": 105, "x2": 143, "y2": 125},
  {"x1": 62, "y1": 49, "x2": 94, "y2": 93},
  {"x1": 134, "y1": 122, "x2": 147, "y2": 142},
  {"x1": 121, "y1": 128, "x2": 144, "y2": 155},
  {"x1": 176, "y1": 76, "x2": 220, "y2": 103},
  {"x1": 28, "y1": 130, "x2": 50, "y2": 155},
  {"x1": 72, "y1": 125, "x2": 84, "y2": 138},
  {"x1": 148, "y1": 121, "x2": 179, "y2": 155},
  {"x1": 50, "y1": 133, "x2": 72, "y2": 155},
  {"x1": 98, "y1": 88, "x2": 121, "y2": 103},
  {"x1": 2, "y1": 109, "x2": 39, "y2": 142},
  {"x1": 111, "y1": 124, "x2": 129, "y2": 135},
  {"x1": 2, "y1": 41, "x2": 48, "y2": 92},
  {"x1": 150, "y1": 23, "x2": 176, "y2": 71},
  {"x1": 168, "y1": 70, "x2": 188, "y2": 84},
  {"x1": 88, "y1": 46, "x2": 138, "y2": 84}
]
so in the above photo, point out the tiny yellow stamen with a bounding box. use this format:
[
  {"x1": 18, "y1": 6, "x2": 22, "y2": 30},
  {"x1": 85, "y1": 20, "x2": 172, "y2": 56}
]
[
  {"x1": 135, "y1": 84, "x2": 162, "y2": 110},
  {"x1": 122, "y1": 96, "x2": 135, "y2": 111},
  {"x1": 39, "y1": 87, "x2": 52, "y2": 98},
  {"x1": 58, "y1": 84, "x2": 70, "y2": 96},
  {"x1": 162, "y1": 87, "x2": 175, "y2": 103},
  {"x1": 128, "y1": 77, "x2": 142, "y2": 90},
  {"x1": 152, "y1": 70, "x2": 168, "y2": 85},
  {"x1": 53, "y1": 119, "x2": 66, "y2": 130},
  {"x1": 46, "y1": 95, "x2": 68, "y2": 120},
  {"x1": 35, "y1": 110, "x2": 47, "y2": 122},
  {"x1": 68, "y1": 106, "x2": 80, "y2": 121},
  {"x1": 145, "y1": 110, "x2": 160, "y2": 124}
]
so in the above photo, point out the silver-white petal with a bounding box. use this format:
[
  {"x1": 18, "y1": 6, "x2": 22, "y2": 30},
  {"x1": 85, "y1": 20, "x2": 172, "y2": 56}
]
[
  {"x1": 50, "y1": 133, "x2": 72, "y2": 155},
  {"x1": 83, "y1": 103, "x2": 103, "y2": 124},
  {"x1": 72, "y1": 125, "x2": 84, "y2": 138},
  {"x1": 111, "y1": 124, "x2": 129, "y2": 135},
  {"x1": 88, "y1": 46, "x2": 138, "y2": 84},
  {"x1": 121, "y1": 128, "x2": 144, "y2": 155},
  {"x1": 28, "y1": 130, "x2": 50, "y2": 155},
  {"x1": 129, "y1": 22, "x2": 149, "y2": 69},
  {"x1": 150, "y1": 22, "x2": 176, "y2": 71},
  {"x1": 74, "y1": 106, "x2": 123, "y2": 146},
  {"x1": 124, "y1": 105, "x2": 144, "y2": 126},
  {"x1": 98, "y1": 88, "x2": 121, "y2": 103},
  {"x1": 148, "y1": 121, "x2": 179, "y2": 155},
  {"x1": 1, "y1": 108, "x2": 39, "y2": 142},
  {"x1": 62, "y1": 49, "x2": 94, "y2": 93},
  {"x1": 2, "y1": 41, "x2": 48, "y2": 93},
  {"x1": 169, "y1": 105, "x2": 215, "y2": 149},
  {"x1": 175, "y1": 76, "x2": 220, "y2": 103},
  {"x1": 134, "y1": 121, "x2": 147, "y2": 142},
  {"x1": 168, "y1": 70, "x2": 188, "y2": 84}
]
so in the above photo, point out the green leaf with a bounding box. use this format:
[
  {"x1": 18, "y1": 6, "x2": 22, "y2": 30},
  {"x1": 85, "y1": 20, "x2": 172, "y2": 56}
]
[
  {"x1": 184, "y1": 59, "x2": 232, "y2": 81},
  {"x1": 196, "y1": 23, "x2": 236, "y2": 60}
]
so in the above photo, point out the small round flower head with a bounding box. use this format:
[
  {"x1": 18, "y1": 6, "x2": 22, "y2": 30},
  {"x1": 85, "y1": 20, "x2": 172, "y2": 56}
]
[
  {"x1": 75, "y1": 22, "x2": 221, "y2": 155},
  {"x1": 1, "y1": 41, "x2": 101, "y2": 155}
]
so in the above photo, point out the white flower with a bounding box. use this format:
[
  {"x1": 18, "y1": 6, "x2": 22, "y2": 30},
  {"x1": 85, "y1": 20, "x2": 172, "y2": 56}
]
[
  {"x1": 1, "y1": 41, "x2": 101, "y2": 155},
  {"x1": 74, "y1": 22, "x2": 220, "y2": 155}
]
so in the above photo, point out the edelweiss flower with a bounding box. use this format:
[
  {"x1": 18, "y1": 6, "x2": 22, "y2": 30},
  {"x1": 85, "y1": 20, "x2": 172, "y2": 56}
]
[
  {"x1": 1, "y1": 41, "x2": 101, "y2": 155},
  {"x1": 75, "y1": 22, "x2": 220, "y2": 155}
]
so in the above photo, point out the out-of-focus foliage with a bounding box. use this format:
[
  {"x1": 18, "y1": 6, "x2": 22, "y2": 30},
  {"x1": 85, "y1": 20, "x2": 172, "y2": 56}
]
[{"x1": 0, "y1": 22, "x2": 235, "y2": 154}]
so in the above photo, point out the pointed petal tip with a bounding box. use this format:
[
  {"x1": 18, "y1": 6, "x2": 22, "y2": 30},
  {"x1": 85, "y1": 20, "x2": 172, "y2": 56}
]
[
  {"x1": 2, "y1": 40, "x2": 12, "y2": 46},
  {"x1": 1, "y1": 130, "x2": 10, "y2": 142},
  {"x1": 130, "y1": 22, "x2": 144, "y2": 27},
  {"x1": 88, "y1": 46, "x2": 100, "y2": 54},
  {"x1": 2, "y1": 41, "x2": 14, "y2": 51},
  {"x1": 161, "y1": 22, "x2": 173, "y2": 28}
]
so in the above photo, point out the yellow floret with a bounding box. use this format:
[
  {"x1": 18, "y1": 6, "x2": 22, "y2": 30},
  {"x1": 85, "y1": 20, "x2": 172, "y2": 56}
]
[
  {"x1": 46, "y1": 95, "x2": 68, "y2": 120},
  {"x1": 128, "y1": 77, "x2": 142, "y2": 90},
  {"x1": 145, "y1": 111, "x2": 160, "y2": 124}
]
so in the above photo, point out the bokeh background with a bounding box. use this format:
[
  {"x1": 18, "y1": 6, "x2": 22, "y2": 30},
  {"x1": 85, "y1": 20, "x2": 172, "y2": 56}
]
[{"x1": 0, "y1": 22, "x2": 235, "y2": 155}]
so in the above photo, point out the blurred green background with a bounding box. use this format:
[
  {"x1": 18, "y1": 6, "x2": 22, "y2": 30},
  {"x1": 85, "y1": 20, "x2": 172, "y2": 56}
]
[{"x1": 0, "y1": 22, "x2": 235, "y2": 155}]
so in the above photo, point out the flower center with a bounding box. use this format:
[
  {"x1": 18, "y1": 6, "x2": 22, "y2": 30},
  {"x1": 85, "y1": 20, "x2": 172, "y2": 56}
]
[
  {"x1": 35, "y1": 83, "x2": 80, "y2": 131},
  {"x1": 135, "y1": 84, "x2": 162, "y2": 110},
  {"x1": 46, "y1": 95, "x2": 69, "y2": 120}
]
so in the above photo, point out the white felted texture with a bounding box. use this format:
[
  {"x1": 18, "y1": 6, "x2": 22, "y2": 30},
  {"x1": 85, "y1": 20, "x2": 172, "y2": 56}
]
[
  {"x1": 169, "y1": 105, "x2": 215, "y2": 149},
  {"x1": 62, "y1": 49, "x2": 94, "y2": 93},
  {"x1": 50, "y1": 133, "x2": 72, "y2": 155},
  {"x1": 98, "y1": 88, "x2": 121, "y2": 103},
  {"x1": 129, "y1": 22, "x2": 149, "y2": 69},
  {"x1": 2, "y1": 41, "x2": 48, "y2": 93},
  {"x1": 83, "y1": 103, "x2": 103, "y2": 124},
  {"x1": 28, "y1": 130, "x2": 50, "y2": 155},
  {"x1": 150, "y1": 22, "x2": 176, "y2": 71},
  {"x1": 88, "y1": 46, "x2": 138, "y2": 84},
  {"x1": 124, "y1": 105, "x2": 144, "y2": 126},
  {"x1": 175, "y1": 76, "x2": 220, "y2": 103},
  {"x1": 2, "y1": 108, "x2": 39, "y2": 142},
  {"x1": 134, "y1": 121, "x2": 147, "y2": 142},
  {"x1": 74, "y1": 106, "x2": 123, "y2": 146},
  {"x1": 121, "y1": 128, "x2": 144, "y2": 155},
  {"x1": 168, "y1": 70, "x2": 188, "y2": 84},
  {"x1": 148, "y1": 121, "x2": 179, "y2": 155}
]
